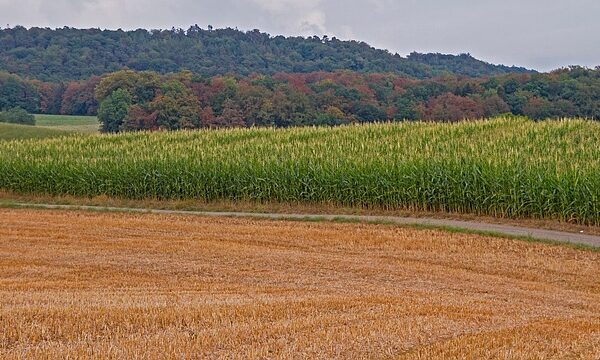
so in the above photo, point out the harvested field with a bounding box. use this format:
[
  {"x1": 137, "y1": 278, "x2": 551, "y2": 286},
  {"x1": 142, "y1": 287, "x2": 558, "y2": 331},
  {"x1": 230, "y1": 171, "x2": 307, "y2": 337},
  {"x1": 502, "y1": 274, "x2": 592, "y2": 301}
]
[{"x1": 1, "y1": 208, "x2": 599, "y2": 359}]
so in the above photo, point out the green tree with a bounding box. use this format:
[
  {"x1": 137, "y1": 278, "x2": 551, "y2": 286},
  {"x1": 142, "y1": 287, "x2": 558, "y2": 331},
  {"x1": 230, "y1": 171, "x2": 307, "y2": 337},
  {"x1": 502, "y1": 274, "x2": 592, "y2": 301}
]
[
  {"x1": 148, "y1": 94, "x2": 200, "y2": 130},
  {"x1": 314, "y1": 106, "x2": 348, "y2": 126},
  {"x1": 0, "y1": 73, "x2": 40, "y2": 113},
  {"x1": 98, "y1": 89, "x2": 132, "y2": 133},
  {"x1": 0, "y1": 107, "x2": 35, "y2": 125},
  {"x1": 394, "y1": 97, "x2": 419, "y2": 120},
  {"x1": 95, "y1": 70, "x2": 159, "y2": 104}
]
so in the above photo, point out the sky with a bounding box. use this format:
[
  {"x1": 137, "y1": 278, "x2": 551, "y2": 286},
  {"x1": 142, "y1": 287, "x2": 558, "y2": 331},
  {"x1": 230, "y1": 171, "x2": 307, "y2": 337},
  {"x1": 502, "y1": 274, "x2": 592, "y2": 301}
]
[{"x1": 0, "y1": 0, "x2": 598, "y2": 71}]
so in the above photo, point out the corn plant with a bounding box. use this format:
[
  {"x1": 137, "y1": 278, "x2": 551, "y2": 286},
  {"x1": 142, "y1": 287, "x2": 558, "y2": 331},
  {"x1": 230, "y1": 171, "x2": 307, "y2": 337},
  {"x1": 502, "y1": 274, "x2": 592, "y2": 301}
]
[{"x1": 0, "y1": 117, "x2": 599, "y2": 224}]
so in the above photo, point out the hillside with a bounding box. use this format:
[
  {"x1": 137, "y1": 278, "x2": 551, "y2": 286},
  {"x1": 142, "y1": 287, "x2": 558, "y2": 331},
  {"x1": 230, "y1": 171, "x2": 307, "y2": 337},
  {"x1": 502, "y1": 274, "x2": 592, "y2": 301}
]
[
  {"x1": 407, "y1": 52, "x2": 536, "y2": 77},
  {"x1": 0, "y1": 26, "x2": 533, "y2": 81}
]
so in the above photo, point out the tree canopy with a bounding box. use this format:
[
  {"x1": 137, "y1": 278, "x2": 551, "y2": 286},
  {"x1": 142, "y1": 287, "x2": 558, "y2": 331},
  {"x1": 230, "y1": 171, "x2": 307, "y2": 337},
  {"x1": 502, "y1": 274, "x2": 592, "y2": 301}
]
[
  {"x1": 0, "y1": 26, "x2": 533, "y2": 82},
  {"x1": 86, "y1": 67, "x2": 600, "y2": 132},
  {"x1": 0, "y1": 107, "x2": 35, "y2": 125},
  {"x1": 1, "y1": 66, "x2": 598, "y2": 132}
]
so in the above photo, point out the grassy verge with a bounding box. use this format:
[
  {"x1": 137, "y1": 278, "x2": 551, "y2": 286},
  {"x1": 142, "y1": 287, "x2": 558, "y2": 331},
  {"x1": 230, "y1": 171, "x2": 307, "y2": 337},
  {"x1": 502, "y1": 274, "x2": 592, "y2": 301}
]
[{"x1": 1, "y1": 191, "x2": 598, "y2": 235}]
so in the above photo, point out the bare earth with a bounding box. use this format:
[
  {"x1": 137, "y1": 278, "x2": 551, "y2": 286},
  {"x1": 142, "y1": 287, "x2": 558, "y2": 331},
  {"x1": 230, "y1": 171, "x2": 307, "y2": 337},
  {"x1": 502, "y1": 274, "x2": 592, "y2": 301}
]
[{"x1": 1, "y1": 208, "x2": 599, "y2": 359}]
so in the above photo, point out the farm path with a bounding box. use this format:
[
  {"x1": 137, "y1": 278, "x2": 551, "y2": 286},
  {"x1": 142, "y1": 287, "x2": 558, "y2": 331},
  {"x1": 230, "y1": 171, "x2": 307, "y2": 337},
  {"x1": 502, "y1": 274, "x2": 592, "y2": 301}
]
[{"x1": 11, "y1": 202, "x2": 600, "y2": 248}]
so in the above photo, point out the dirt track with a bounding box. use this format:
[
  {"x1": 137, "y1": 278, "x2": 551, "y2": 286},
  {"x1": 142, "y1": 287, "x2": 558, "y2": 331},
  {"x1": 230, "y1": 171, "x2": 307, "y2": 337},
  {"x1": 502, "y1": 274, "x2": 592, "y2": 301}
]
[
  {"x1": 12, "y1": 202, "x2": 600, "y2": 248},
  {"x1": 1, "y1": 208, "x2": 599, "y2": 359}
]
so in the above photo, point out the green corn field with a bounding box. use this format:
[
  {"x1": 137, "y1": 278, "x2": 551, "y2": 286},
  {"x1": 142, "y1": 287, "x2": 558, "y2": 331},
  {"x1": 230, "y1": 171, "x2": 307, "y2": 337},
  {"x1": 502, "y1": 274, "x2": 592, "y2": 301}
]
[{"x1": 1, "y1": 117, "x2": 599, "y2": 224}]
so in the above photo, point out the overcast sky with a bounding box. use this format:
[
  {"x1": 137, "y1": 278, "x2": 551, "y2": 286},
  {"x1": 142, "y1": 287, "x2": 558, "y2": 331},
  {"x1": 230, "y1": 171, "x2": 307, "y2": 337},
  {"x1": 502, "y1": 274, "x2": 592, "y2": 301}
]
[{"x1": 0, "y1": 0, "x2": 598, "y2": 71}]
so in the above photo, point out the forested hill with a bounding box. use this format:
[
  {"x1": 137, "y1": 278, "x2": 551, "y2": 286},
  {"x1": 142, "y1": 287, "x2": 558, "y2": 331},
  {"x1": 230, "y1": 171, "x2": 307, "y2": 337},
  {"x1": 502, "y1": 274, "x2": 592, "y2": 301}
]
[
  {"x1": 0, "y1": 26, "x2": 534, "y2": 81},
  {"x1": 406, "y1": 53, "x2": 535, "y2": 78}
]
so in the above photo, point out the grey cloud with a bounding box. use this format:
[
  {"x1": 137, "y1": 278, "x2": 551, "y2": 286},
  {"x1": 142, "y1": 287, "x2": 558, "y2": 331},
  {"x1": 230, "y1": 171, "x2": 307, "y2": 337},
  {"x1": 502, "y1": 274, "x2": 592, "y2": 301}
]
[{"x1": 0, "y1": 0, "x2": 598, "y2": 71}]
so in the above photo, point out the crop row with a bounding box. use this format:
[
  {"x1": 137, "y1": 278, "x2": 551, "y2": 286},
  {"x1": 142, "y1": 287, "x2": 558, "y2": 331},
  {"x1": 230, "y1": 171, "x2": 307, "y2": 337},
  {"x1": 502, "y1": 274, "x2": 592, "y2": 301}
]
[{"x1": 0, "y1": 118, "x2": 598, "y2": 224}]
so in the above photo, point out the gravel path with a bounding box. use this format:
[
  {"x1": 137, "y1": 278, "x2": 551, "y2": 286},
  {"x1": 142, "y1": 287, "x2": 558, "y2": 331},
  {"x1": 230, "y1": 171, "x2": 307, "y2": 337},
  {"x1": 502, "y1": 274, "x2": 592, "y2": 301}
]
[{"x1": 11, "y1": 202, "x2": 600, "y2": 248}]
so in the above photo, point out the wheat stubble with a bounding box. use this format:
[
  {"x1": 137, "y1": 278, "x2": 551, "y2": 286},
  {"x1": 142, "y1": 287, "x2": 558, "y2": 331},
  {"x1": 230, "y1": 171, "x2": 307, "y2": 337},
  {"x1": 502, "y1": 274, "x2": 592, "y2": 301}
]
[{"x1": 1, "y1": 208, "x2": 599, "y2": 359}]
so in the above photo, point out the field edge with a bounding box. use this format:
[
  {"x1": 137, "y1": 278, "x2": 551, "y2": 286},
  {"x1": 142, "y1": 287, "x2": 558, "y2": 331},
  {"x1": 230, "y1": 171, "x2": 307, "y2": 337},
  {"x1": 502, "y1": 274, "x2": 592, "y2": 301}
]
[{"x1": 3, "y1": 200, "x2": 599, "y2": 252}]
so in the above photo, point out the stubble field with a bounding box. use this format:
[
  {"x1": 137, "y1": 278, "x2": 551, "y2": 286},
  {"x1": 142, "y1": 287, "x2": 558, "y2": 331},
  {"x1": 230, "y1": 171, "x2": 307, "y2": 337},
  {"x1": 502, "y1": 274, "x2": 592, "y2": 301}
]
[{"x1": 1, "y1": 208, "x2": 599, "y2": 359}]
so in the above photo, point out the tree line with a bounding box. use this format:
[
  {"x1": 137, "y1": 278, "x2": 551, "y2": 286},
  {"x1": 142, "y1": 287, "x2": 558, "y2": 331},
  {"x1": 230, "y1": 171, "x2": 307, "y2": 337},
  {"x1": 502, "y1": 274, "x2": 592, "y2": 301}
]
[
  {"x1": 0, "y1": 67, "x2": 598, "y2": 132},
  {"x1": 0, "y1": 26, "x2": 533, "y2": 82}
]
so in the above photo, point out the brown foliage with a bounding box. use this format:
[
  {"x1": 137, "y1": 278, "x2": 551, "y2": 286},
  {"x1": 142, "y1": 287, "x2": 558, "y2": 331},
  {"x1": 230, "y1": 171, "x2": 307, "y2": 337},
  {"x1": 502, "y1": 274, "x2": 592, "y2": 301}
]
[
  {"x1": 216, "y1": 99, "x2": 246, "y2": 128},
  {"x1": 423, "y1": 92, "x2": 485, "y2": 122},
  {"x1": 121, "y1": 105, "x2": 158, "y2": 131},
  {"x1": 199, "y1": 106, "x2": 217, "y2": 128},
  {"x1": 60, "y1": 76, "x2": 101, "y2": 115}
]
